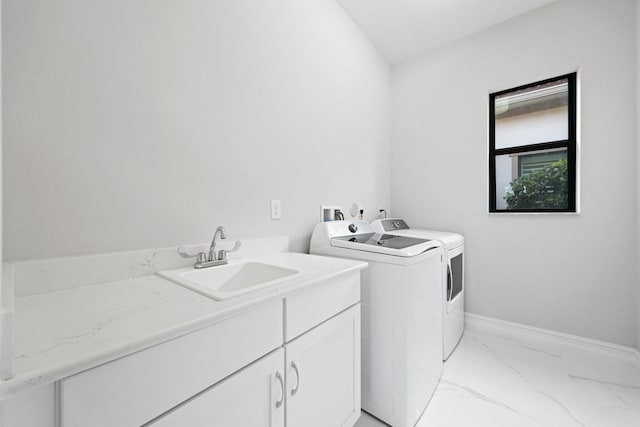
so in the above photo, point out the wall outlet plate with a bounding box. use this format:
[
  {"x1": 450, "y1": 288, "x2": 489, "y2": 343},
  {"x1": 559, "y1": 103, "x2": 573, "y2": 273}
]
[{"x1": 321, "y1": 205, "x2": 343, "y2": 222}]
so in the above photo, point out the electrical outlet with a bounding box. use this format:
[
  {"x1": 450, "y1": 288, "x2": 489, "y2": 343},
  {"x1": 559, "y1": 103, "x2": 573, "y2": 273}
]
[{"x1": 271, "y1": 200, "x2": 281, "y2": 220}]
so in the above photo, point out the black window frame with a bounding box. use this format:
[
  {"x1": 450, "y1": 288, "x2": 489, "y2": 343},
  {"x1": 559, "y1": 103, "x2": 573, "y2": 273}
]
[{"x1": 489, "y1": 72, "x2": 577, "y2": 213}]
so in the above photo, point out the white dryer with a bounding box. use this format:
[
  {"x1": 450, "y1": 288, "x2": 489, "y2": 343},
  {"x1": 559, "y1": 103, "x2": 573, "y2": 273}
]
[
  {"x1": 371, "y1": 218, "x2": 464, "y2": 361},
  {"x1": 310, "y1": 220, "x2": 443, "y2": 427}
]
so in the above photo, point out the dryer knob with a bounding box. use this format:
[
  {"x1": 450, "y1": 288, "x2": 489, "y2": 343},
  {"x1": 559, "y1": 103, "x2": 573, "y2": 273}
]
[{"x1": 348, "y1": 224, "x2": 358, "y2": 233}]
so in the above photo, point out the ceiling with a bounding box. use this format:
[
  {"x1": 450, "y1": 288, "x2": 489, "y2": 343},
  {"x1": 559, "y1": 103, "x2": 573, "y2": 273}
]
[{"x1": 337, "y1": 0, "x2": 559, "y2": 64}]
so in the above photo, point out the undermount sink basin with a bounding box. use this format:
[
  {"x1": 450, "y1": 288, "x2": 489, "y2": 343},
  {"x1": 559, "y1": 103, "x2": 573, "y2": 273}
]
[{"x1": 158, "y1": 261, "x2": 299, "y2": 301}]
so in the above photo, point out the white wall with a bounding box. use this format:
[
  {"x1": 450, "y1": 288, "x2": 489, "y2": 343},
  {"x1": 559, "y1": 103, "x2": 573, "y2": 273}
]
[
  {"x1": 3, "y1": 0, "x2": 391, "y2": 261},
  {"x1": 392, "y1": 0, "x2": 637, "y2": 346}
]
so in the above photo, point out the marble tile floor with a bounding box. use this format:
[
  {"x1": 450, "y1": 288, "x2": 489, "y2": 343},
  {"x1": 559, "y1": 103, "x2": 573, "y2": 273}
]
[{"x1": 354, "y1": 326, "x2": 640, "y2": 427}]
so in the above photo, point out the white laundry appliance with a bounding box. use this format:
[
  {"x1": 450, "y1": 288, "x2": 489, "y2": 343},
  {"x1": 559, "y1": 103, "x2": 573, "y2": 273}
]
[
  {"x1": 371, "y1": 218, "x2": 464, "y2": 361},
  {"x1": 310, "y1": 220, "x2": 443, "y2": 427}
]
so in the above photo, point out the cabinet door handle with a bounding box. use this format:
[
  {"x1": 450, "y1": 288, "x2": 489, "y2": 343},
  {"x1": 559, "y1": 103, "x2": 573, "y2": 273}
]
[
  {"x1": 275, "y1": 371, "x2": 284, "y2": 408},
  {"x1": 291, "y1": 361, "x2": 300, "y2": 396}
]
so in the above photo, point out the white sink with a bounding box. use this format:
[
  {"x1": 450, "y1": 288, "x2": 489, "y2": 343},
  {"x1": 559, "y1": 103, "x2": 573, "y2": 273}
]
[{"x1": 158, "y1": 261, "x2": 299, "y2": 301}]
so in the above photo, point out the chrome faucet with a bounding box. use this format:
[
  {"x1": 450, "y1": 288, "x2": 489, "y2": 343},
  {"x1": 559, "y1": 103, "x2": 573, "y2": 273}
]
[
  {"x1": 196, "y1": 226, "x2": 241, "y2": 268},
  {"x1": 209, "y1": 226, "x2": 227, "y2": 261},
  {"x1": 177, "y1": 226, "x2": 241, "y2": 269}
]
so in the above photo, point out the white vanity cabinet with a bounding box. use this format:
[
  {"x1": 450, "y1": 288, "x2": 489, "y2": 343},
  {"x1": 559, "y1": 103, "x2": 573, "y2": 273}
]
[{"x1": 4, "y1": 270, "x2": 362, "y2": 427}]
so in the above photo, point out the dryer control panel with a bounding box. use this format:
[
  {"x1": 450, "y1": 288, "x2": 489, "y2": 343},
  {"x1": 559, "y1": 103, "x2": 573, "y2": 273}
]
[{"x1": 379, "y1": 218, "x2": 410, "y2": 231}]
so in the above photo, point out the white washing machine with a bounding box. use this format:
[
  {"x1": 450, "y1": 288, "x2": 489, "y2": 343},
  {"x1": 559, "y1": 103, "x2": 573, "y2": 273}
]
[
  {"x1": 371, "y1": 218, "x2": 464, "y2": 361},
  {"x1": 310, "y1": 220, "x2": 443, "y2": 427}
]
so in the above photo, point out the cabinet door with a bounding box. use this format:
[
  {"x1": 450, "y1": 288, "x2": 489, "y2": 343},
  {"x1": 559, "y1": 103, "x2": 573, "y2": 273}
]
[
  {"x1": 285, "y1": 305, "x2": 361, "y2": 427},
  {"x1": 149, "y1": 348, "x2": 285, "y2": 427}
]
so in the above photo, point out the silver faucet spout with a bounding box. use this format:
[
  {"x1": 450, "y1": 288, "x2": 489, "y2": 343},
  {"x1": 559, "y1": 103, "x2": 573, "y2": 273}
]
[
  {"x1": 209, "y1": 226, "x2": 227, "y2": 261},
  {"x1": 187, "y1": 226, "x2": 240, "y2": 269}
]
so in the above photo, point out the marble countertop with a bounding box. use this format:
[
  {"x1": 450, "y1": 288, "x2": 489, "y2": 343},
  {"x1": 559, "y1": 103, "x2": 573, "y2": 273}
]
[{"x1": 0, "y1": 252, "x2": 367, "y2": 400}]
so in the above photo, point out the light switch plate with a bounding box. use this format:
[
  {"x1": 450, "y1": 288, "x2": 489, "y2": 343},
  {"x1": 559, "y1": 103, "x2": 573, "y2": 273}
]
[{"x1": 271, "y1": 200, "x2": 281, "y2": 220}]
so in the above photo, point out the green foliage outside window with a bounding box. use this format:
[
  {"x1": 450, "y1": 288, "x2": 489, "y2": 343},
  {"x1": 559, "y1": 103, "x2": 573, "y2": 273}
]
[{"x1": 505, "y1": 159, "x2": 568, "y2": 210}]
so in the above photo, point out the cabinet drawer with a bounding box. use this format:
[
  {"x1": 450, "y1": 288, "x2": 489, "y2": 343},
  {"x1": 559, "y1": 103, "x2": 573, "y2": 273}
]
[
  {"x1": 284, "y1": 272, "x2": 360, "y2": 342},
  {"x1": 60, "y1": 300, "x2": 283, "y2": 427}
]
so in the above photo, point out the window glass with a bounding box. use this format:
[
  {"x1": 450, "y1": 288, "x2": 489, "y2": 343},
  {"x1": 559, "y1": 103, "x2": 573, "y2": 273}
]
[
  {"x1": 489, "y1": 74, "x2": 576, "y2": 212},
  {"x1": 494, "y1": 79, "x2": 568, "y2": 149},
  {"x1": 494, "y1": 148, "x2": 569, "y2": 210}
]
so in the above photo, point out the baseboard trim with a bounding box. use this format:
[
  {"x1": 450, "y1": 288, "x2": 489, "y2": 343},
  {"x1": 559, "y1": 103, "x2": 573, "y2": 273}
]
[{"x1": 465, "y1": 313, "x2": 640, "y2": 363}]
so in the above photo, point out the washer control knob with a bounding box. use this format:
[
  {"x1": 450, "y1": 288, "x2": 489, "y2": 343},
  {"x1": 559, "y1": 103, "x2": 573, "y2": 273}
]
[{"x1": 348, "y1": 224, "x2": 358, "y2": 233}]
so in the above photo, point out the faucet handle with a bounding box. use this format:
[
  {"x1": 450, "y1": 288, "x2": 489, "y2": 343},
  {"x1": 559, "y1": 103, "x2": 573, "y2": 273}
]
[
  {"x1": 217, "y1": 240, "x2": 242, "y2": 261},
  {"x1": 178, "y1": 247, "x2": 196, "y2": 258},
  {"x1": 178, "y1": 247, "x2": 207, "y2": 259}
]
